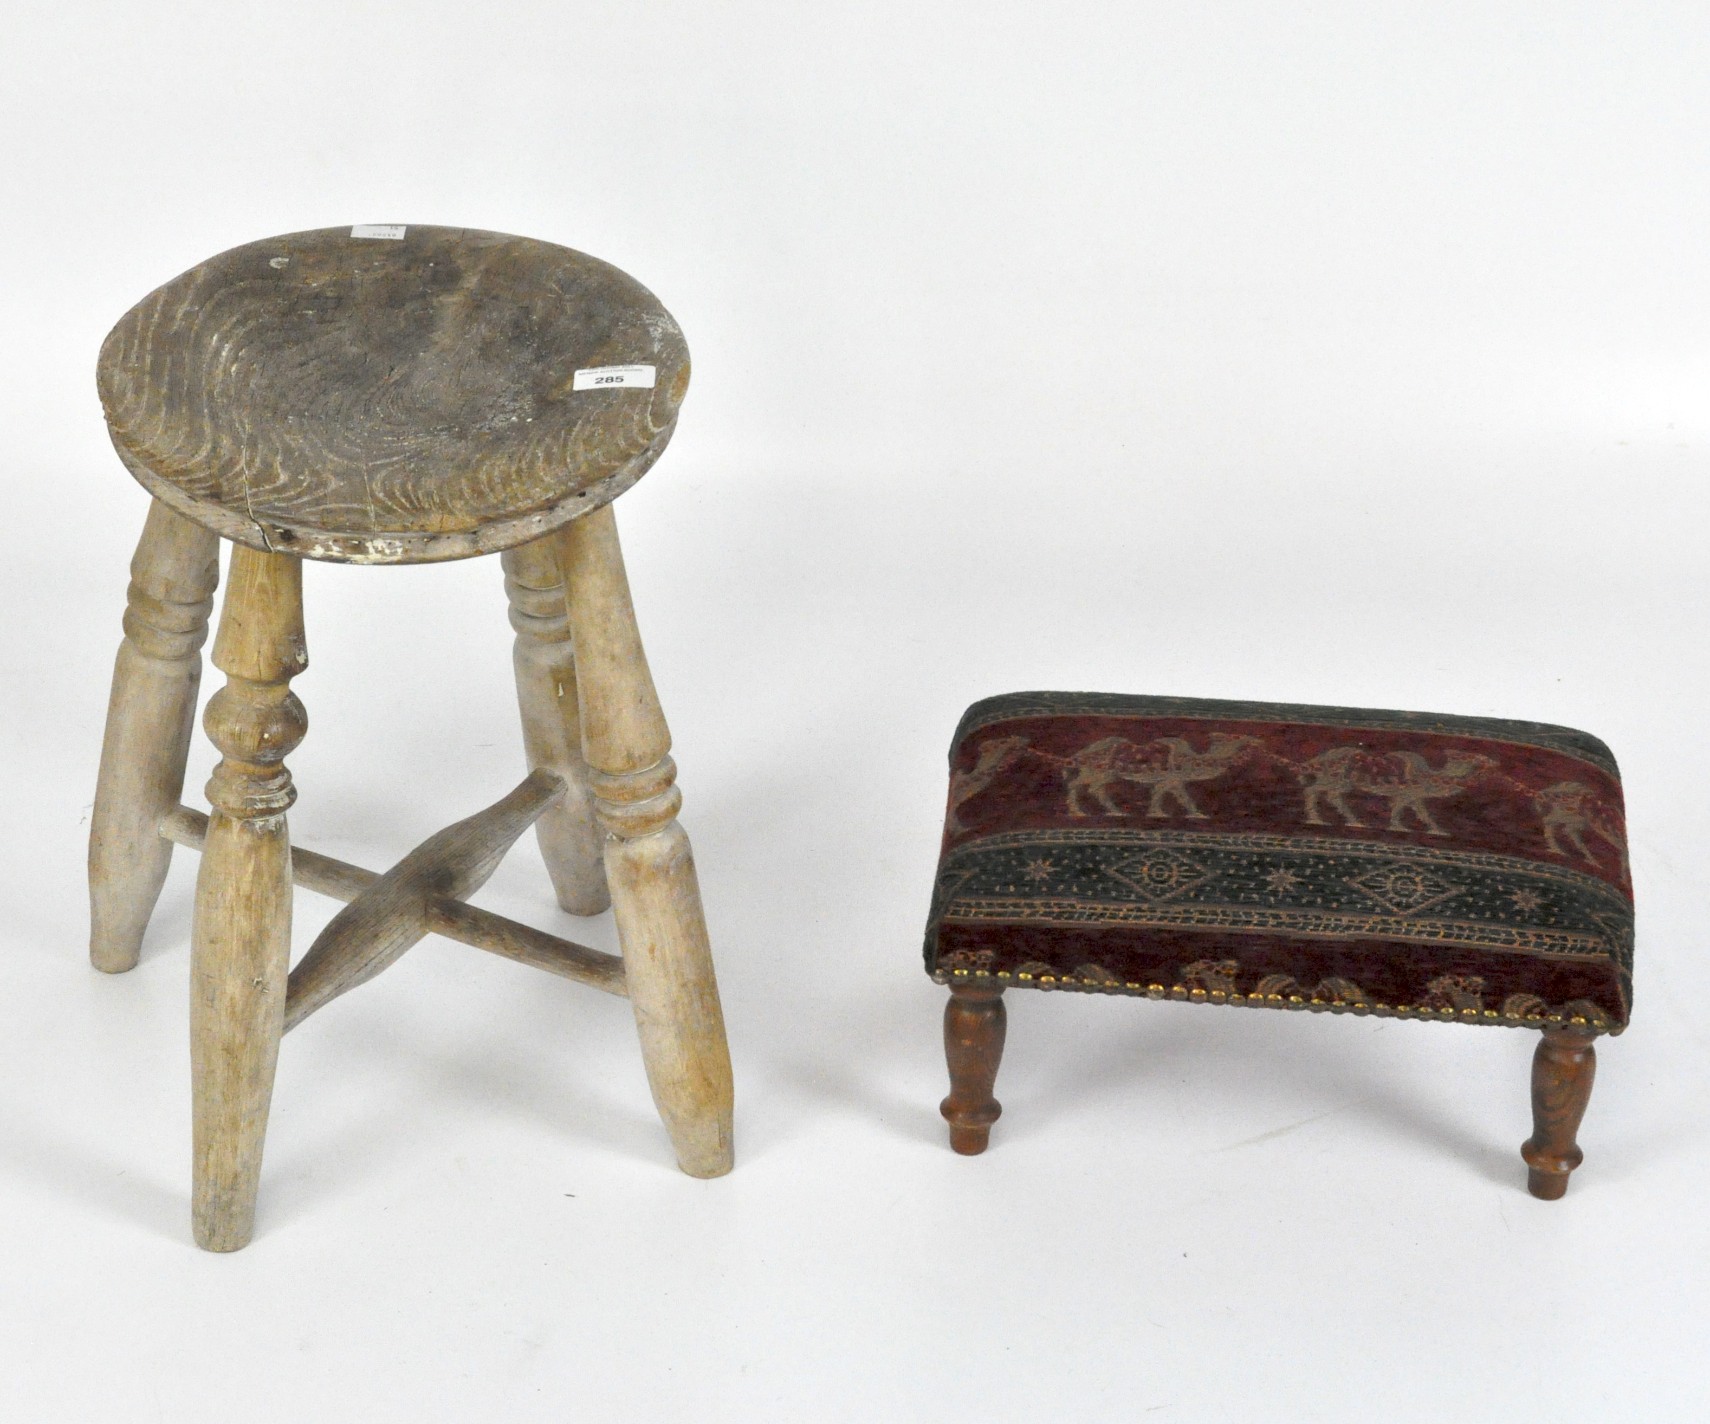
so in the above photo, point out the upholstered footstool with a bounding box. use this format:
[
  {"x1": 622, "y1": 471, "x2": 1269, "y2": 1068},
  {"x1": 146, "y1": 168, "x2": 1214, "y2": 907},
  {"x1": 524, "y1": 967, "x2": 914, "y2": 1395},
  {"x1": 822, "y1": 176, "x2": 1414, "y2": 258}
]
[{"x1": 924, "y1": 693, "x2": 1633, "y2": 1198}]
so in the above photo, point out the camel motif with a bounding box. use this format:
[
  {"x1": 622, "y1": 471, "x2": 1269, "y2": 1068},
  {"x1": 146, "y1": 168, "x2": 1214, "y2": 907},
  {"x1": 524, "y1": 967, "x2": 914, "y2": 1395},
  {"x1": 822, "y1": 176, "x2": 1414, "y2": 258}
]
[
  {"x1": 945, "y1": 734, "x2": 1030, "y2": 834},
  {"x1": 1298, "y1": 748, "x2": 1496, "y2": 836},
  {"x1": 1535, "y1": 781, "x2": 1626, "y2": 871},
  {"x1": 1055, "y1": 733, "x2": 1261, "y2": 819},
  {"x1": 1298, "y1": 747, "x2": 1375, "y2": 829}
]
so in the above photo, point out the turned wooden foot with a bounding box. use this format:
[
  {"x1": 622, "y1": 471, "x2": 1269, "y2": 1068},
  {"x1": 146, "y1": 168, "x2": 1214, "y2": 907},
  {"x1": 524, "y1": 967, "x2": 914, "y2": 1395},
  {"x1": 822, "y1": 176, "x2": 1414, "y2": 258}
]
[
  {"x1": 1522, "y1": 1025, "x2": 1598, "y2": 1200},
  {"x1": 941, "y1": 984, "x2": 1006, "y2": 1154},
  {"x1": 557, "y1": 506, "x2": 734, "y2": 1179},
  {"x1": 88, "y1": 500, "x2": 220, "y2": 972},
  {"x1": 501, "y1": 537, "x2": 610, "y2": 916},
  {"x1": 190, "y1": 545, "x2": 307, "y2": 1251}
]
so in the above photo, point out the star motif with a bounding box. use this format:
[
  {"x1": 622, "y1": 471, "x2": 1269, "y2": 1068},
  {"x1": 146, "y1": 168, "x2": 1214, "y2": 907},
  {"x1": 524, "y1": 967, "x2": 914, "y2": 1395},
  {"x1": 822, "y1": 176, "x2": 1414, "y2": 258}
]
[
  {"x1": 1264, "y1": 868, "x2": 1303, "y2": 895},
  {"x1": 1510, "y1": 889, "x2": 1543, "y2": 913},
  {"x1": 1022, "y1": 857, "x2": 1056, "y2": 882}
]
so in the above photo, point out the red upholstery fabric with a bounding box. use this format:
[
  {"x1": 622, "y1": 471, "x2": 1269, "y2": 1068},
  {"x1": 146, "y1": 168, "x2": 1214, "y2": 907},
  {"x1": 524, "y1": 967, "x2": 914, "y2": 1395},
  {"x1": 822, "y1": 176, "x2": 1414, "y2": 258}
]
[{"x1": 925, "y1": 694, "x2": 1632, "y2": 1032}]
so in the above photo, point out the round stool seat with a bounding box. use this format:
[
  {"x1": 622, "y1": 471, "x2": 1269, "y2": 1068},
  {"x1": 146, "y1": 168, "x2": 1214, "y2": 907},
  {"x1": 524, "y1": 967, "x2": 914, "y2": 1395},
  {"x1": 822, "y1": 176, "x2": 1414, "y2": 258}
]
[{"x1": 98, "y1": 225, "x2": 691, "y2": 564}]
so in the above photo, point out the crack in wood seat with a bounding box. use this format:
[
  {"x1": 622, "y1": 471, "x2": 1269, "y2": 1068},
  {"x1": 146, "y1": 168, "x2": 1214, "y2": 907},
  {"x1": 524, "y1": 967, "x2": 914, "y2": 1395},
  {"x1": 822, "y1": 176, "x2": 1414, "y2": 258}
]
[
  {"x1": 87, "y1": 227, "x2": 732, "y2": 1252},
  {"x1": 926, "y1": 691, "x2": 1634, "y2": 1198},
  {"x1": 97, "y1": 225, "x2": 690, "y2": 564}
]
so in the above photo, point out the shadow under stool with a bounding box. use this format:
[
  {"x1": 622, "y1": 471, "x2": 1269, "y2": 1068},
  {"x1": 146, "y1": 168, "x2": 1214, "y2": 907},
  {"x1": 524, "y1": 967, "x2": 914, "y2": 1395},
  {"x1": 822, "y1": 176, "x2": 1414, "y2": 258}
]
[
  {"x1": 924, "y1": 692, "x2": 1634, "y2": 1197},
  {"x1": 88, "y1": 225, "x2": 734, "y2": 1250}
]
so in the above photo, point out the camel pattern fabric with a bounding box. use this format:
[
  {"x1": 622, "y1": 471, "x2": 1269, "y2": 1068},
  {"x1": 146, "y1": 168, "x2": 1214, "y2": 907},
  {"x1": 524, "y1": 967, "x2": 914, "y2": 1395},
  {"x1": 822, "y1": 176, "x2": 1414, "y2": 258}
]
[{"x1": 925, "y1": 693, "x2": 1633, "y2": 1032}]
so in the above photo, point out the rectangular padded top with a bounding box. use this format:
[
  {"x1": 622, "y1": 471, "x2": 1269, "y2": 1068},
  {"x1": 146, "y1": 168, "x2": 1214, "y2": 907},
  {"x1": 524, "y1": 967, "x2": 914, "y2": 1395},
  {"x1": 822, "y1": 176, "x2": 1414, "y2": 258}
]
[{"x1": 927, "y1": 692, "x2": 1632, "y2": 1032}]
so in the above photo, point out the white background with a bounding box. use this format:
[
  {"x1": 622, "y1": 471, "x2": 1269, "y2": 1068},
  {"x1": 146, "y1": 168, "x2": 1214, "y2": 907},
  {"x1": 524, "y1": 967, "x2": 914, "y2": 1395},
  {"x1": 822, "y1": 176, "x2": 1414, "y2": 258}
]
[{"x1": 2, "y1": 2, "x2": 1706, "y2": 1419}]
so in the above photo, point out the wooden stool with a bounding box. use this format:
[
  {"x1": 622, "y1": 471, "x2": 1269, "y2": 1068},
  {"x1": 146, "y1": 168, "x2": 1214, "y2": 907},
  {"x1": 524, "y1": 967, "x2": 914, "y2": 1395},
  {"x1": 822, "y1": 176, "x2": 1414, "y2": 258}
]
[
  {"x1": 88, "y1": 225, "x2": 734, "y2": 1250},
  {"x1": 925, "y1": 692, "x2": 1634, "y2": 1197}
]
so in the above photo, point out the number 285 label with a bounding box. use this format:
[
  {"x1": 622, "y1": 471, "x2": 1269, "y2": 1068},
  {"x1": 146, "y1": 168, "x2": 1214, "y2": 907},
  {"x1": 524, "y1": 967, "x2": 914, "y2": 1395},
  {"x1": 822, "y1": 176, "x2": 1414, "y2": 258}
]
[{"x1": 572, "y1": 364, "x2": 657, "y2": 391}]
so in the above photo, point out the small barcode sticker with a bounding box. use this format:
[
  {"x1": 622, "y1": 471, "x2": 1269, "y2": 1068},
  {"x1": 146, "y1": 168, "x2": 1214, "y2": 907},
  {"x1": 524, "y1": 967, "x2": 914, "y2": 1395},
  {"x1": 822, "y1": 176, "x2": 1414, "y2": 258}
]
[
  {"x1": 572, "y1": 364, "x2": 657, "y2": 391},
  {"x1": 351, "y1": 224, "x2": 406, "y2": 240}
]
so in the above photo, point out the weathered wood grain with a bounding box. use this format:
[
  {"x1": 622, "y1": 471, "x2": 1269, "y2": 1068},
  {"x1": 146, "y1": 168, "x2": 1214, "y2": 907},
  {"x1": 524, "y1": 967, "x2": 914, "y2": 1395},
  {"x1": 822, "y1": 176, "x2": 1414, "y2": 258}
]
[
  {"x1": 428, "y1": 899, "x2": 624, "y2": 994},
  {"x1": 161, "y1": 806, "x2": 627, "y2": 996},
  {"x1": 1522, "y1": 1025, "x2": 1598, "y2": 1199},
  {"x1": 88, "y1": 500, "x2": 220, "y2": 972},
  {"x1": 283, "y1": 770, "x2": 568, "y2": 1031},
  {"x1": 97, "y1": 226, "x2": 691, "y2": 564},
  {"x1": 558, "y1": 505, "x2": 735, "y2": 1178},
  {"x1": 190, "y1": 545, "x2": 307, "y2": 1251},
  {"x1": 96, "y1": 230, "x2": 733, "y2": 1248},
  {"x1": 502, "y1": 536, "x2": 610, "y2": 914}
]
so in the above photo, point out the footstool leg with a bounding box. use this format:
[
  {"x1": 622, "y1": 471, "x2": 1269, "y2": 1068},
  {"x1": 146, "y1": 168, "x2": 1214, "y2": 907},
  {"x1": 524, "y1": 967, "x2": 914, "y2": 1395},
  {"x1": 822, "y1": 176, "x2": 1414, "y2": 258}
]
[
  {"x1": 88, "y1": 501, "x2": 220, "y2": 972},
  {"x1": 557, "y1": 506, "x2": 734, "y2": 1179},
  {"x1": 941, "y1": 984, "x2": 1006, "y2": 1154},
  {"x1": 190, "y1": 546, "x2": 307, "y2": 1251},
  {"x1": 502, "y1": 538, "x2": 610, "y2": 915},
  {"x1": 1522, "y1": 1025, "x2": 1598, "y2": 1200}
]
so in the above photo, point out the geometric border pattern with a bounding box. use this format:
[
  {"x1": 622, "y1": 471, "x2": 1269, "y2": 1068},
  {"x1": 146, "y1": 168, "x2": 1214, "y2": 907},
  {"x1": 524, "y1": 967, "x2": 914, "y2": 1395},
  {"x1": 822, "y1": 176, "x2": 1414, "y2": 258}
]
[{"x1": 932, "y1": 829, "x2": 1633, "y2": 967}]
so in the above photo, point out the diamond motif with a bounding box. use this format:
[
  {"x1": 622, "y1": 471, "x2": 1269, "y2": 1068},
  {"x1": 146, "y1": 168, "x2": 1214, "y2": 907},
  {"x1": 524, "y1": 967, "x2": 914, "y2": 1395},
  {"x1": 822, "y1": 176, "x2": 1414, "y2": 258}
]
[
  {"x1": 1103, "y1": 848, "x2": 1215, "y2": 902},
  {"x1": 1346, "y1": 862, "x2": 1463, "y2": 916}
]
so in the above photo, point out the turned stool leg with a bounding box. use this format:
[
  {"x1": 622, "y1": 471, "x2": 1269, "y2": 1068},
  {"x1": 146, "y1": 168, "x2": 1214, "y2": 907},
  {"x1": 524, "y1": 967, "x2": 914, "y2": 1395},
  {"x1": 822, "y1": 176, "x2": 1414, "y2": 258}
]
[
  {"x1": 941, "y1": 984, "x2": 1006, "y2": 1154},
  {"x1": 89, "y1": 501, "x2": 220, "y2": 972},
  {"x1": 190, "y1": 546, "x2": 307, "y2": 1250},
  {"x1": 557, "y1": 505, "x2": 734, "y2": 1178},
  {"x1": 1522, "y1": 1025, "x2": 1598, "y2": 1200},
  {"x1": 501, "y1": 538, "x2": 610, "y2": 915}
]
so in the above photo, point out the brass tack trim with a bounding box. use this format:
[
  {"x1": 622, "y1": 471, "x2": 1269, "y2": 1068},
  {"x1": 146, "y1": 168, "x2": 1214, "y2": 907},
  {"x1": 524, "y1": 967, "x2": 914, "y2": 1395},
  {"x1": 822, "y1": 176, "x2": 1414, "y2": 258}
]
[{"x1": 927, "y1": 961, "x2": 1620, "y2": 1033}]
